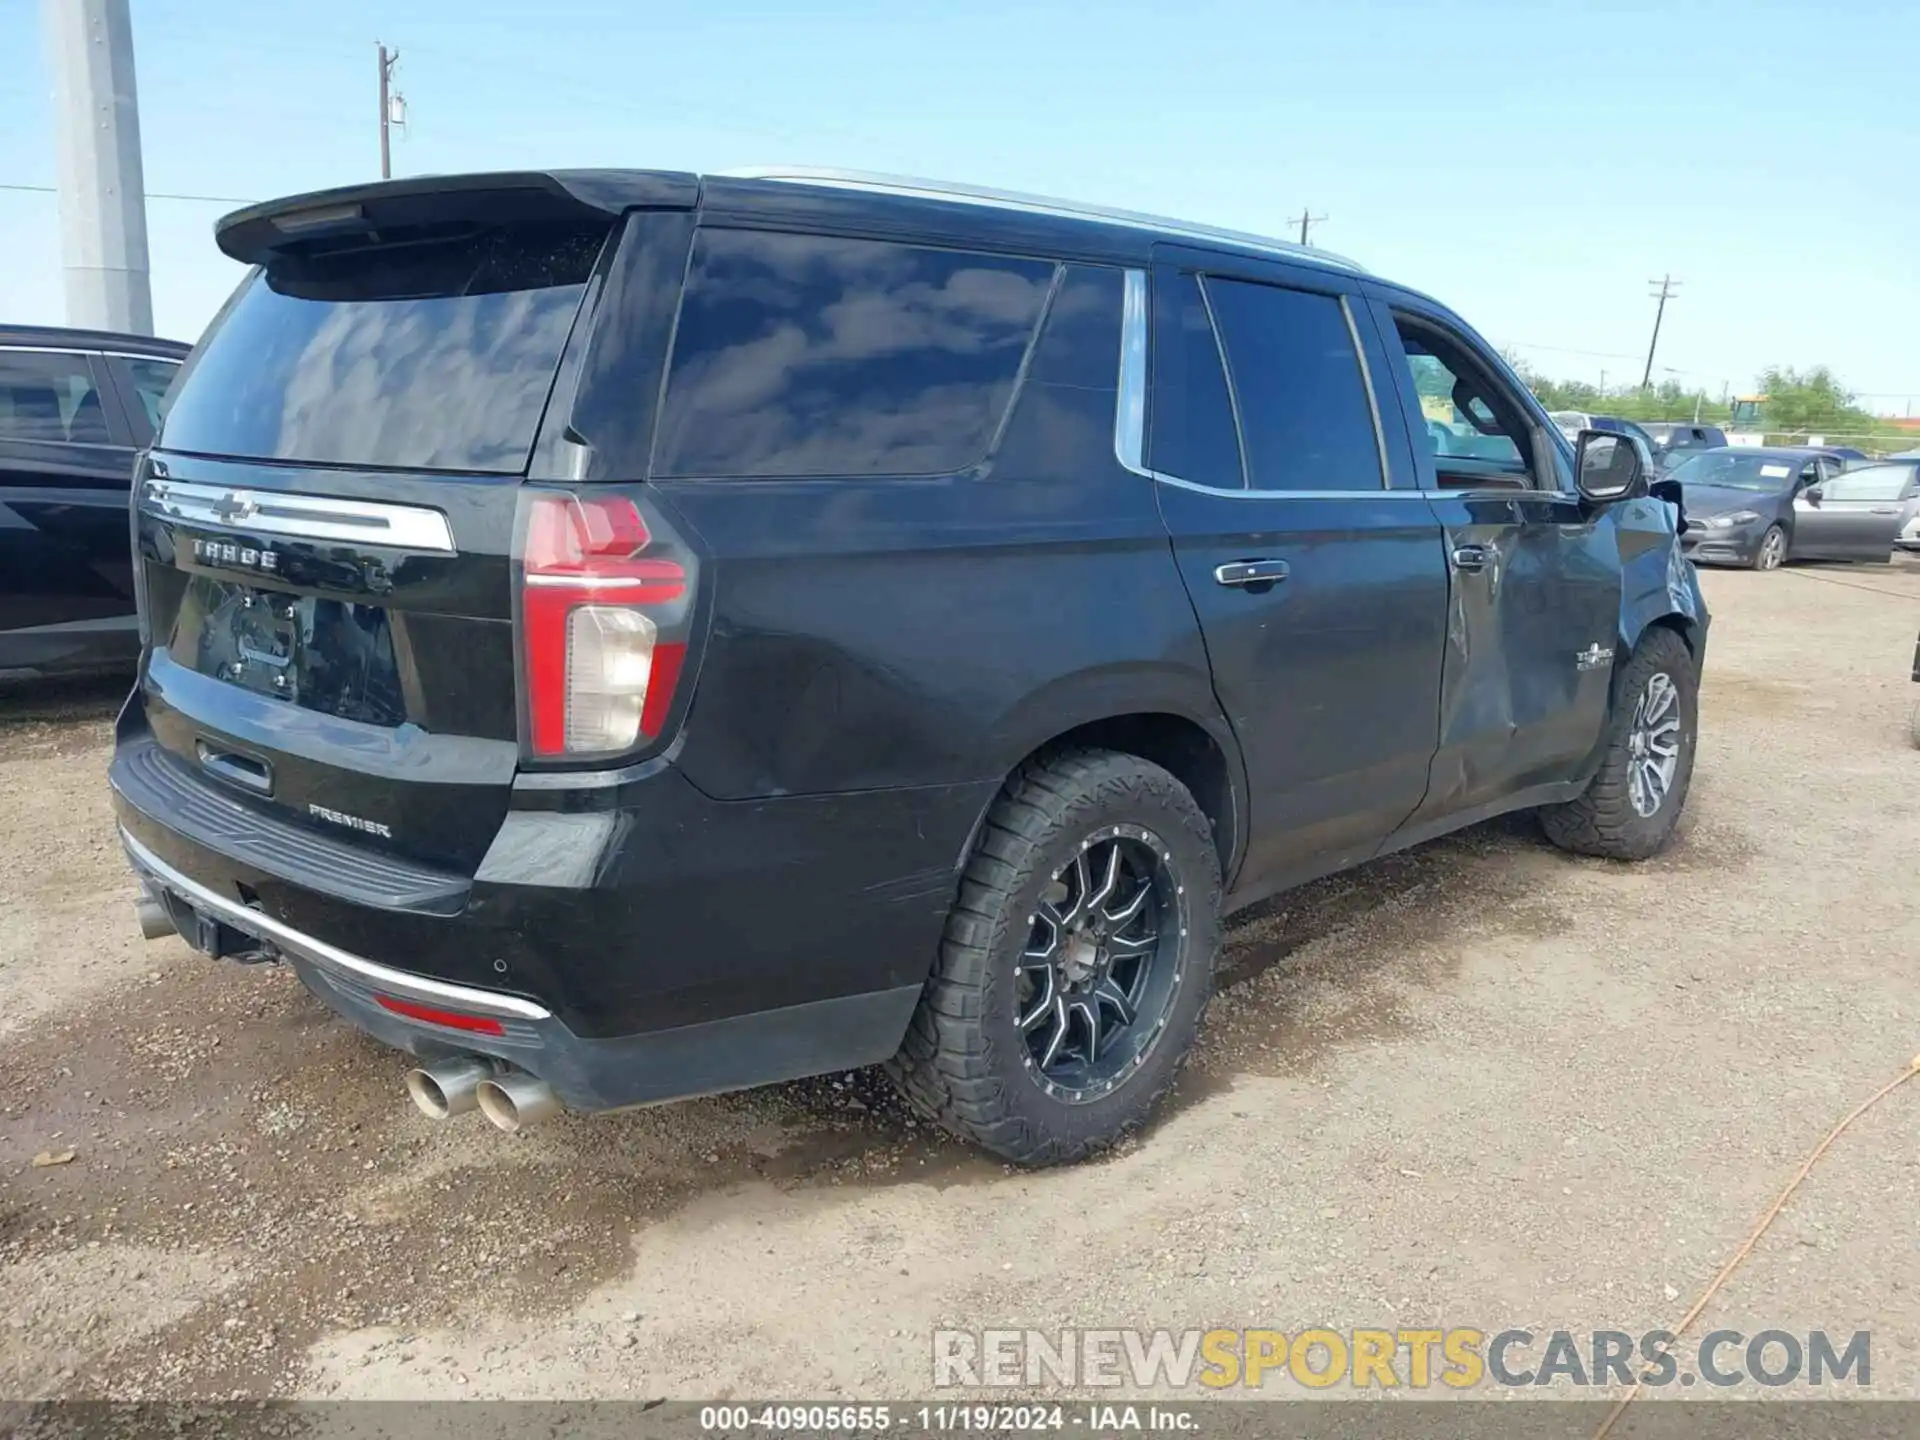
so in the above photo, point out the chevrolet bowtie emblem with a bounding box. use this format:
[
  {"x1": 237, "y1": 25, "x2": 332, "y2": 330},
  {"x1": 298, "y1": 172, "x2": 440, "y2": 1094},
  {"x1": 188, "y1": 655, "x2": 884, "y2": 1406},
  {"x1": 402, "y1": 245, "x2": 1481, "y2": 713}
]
[{"x1": 211, "y1": 490, "x2": 259, "y2": 524}]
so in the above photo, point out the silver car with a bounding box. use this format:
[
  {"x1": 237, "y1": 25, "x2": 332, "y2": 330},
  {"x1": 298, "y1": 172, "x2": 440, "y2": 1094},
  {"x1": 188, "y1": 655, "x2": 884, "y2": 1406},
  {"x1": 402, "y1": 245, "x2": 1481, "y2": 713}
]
[{"x1": 1796, "y1": 460, "x2": 1920, "y2": 558}]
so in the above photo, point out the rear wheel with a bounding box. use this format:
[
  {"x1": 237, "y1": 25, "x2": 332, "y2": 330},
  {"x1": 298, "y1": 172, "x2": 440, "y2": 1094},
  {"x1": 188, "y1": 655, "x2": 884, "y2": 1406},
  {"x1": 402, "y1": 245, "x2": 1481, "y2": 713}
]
[
  {"x1": 1751, "y1": 524, "x2": 1788, "y2": 570},
  {"x1": 887, "y1": 749, "x2": 1221, "y2": 1166},
  {"x1": 1541, "y1": 627, "x2": 1698, "y2": 860}
]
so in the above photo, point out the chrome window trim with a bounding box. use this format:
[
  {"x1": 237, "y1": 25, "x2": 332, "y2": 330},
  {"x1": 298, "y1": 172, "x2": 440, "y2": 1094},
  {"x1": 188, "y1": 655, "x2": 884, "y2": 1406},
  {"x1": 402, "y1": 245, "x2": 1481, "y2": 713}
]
[
  {"x1": 1114, "y1": 268, "x2": 1425, "y2": 502},
  {"x1": 121, "y1": 829, "x2": 552, "y2": 1021},
  {"x1": 727, "y1": 167, "x2": 1367, "y2": 275},
  {"x1": 141, "y1": 477, "x2": 456, "y2": 553},
  {"x1": 0, "y1": 345, "x2": 182, "y2": 364}
]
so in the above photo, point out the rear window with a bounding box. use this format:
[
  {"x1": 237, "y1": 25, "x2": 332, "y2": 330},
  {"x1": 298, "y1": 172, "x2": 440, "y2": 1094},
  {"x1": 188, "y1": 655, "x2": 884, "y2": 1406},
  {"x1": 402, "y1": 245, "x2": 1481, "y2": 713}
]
[
  {"x1": 159, "y1": 222, "x2": 607, "y2": 473},
  {"x1": 653, "y1": 230, "x2": 1055, "y2": 479}
]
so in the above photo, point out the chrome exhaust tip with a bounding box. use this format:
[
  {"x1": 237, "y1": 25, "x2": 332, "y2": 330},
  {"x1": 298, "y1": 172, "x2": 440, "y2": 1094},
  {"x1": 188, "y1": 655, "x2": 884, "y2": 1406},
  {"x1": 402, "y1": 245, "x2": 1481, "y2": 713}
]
[
  {"x1": 134, "y1": 885, "x2": 174, "y2": 941},
  {"x1": 475, "y1": 1072, "x2": 562, "y2": 1134},
  {"x1": 405, "y1": 1056, "x2": 495, "y2": 1120}
]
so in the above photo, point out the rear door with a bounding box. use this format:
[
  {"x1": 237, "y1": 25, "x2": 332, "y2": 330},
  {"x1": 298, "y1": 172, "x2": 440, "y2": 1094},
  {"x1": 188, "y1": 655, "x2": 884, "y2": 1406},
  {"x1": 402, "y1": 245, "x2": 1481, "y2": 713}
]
[
  {"x1": 1793, "y1": 462, "x2": 1912, "y2": 560},
  {"x1": 0, "y1": 346, "x2": 141, "y2": 671},
  {"x1": 1145, "y1": 252, "x2": 1450, "y2": 897},
  {"x1": 130, "y1": 191, "x2": 636, "y2": 878},
  {"x1": 1368, "y1": 297, "x2": 1623, "y2": 820}
]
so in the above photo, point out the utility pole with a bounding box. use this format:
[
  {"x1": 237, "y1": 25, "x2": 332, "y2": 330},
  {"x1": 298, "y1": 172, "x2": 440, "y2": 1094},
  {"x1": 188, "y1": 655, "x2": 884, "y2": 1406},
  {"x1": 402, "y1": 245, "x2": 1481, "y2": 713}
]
[
  {"x1": 377, "y1": 42, "x2": 403, "y2": 179},
  {"x1": 42, "y1": 0, "x2": 152, "y2": 334},
  {"x1": 1291, "y1": 210, "x2": 1327, "y2": 246},
  {"x1": 1599, "y1": 368, "x2": 1608, "y2": 395},
  {"x1": 1641, "y1": 274, "x2": 1679, "y2": 388}
]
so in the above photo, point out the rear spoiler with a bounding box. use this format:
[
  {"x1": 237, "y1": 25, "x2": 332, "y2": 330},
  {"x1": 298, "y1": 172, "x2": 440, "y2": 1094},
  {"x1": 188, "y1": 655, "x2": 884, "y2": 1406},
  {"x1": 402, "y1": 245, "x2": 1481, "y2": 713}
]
[{"x1": 215, "y1": 169, "x2": 700, "y2": 266}]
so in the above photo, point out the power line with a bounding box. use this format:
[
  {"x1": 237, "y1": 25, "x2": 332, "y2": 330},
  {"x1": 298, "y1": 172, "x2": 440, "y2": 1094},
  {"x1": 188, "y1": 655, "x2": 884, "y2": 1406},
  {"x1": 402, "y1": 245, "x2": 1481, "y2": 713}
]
[{"x1": 1, "y1": 181, "x2": 257, "y2": 205}]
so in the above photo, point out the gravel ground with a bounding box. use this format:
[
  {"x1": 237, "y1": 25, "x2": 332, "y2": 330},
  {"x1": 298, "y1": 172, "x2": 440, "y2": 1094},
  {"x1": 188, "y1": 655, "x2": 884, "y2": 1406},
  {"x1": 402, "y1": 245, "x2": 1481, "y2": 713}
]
[{"x1": 2, "y1": 562, "x2": 1918, "y2": 1402}]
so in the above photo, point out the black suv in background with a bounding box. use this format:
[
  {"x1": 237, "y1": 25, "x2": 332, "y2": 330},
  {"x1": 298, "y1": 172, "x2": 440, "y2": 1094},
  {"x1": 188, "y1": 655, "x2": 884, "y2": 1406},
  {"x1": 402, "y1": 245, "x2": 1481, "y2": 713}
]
[
  {"x1": 113, "y1": 169, "x2": 1707, "y2": 1165},
  {"x1": 1, "y1": 326, "x2": 187, "y2": 678}
]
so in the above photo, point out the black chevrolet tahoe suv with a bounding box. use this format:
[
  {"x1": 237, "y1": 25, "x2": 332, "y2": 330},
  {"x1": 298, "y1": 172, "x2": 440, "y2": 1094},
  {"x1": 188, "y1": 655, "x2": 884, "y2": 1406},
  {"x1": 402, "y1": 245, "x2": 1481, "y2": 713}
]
[{"x1": 113, "y1": 168, "x2": 1707, "y2": 1165}]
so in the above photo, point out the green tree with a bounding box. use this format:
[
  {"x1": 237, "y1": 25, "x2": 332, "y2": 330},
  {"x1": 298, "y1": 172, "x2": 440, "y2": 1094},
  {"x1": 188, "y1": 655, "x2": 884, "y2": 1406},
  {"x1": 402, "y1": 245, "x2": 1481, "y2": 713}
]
[{"x1": 1753, "y1": 366, "x2": 1876, "y2": 437}]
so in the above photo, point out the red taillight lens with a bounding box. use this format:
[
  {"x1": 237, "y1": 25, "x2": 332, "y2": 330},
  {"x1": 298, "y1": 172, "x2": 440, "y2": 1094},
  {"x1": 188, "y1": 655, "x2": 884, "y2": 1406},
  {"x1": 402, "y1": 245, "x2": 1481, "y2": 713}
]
[
  {"x1": 375, "y1": 995, "x2": 506, "y2": 1036},
  {"x1": 518, "y1": 492, "x2": 695, "y2": 758}
]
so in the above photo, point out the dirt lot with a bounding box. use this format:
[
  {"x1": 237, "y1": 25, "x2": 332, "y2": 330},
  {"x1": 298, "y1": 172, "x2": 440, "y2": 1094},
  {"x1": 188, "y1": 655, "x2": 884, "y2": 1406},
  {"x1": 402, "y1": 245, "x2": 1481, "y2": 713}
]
[{"x1": 3, "y1": 563, "x2": 1919, "y2": 1402}]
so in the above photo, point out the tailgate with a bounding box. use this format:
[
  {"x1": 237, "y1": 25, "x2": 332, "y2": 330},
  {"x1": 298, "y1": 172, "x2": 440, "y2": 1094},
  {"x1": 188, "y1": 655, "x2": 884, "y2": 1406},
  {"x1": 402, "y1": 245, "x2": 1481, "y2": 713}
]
[{"x1": 128, "y1": 191, "x2": 619, "y2": 876}]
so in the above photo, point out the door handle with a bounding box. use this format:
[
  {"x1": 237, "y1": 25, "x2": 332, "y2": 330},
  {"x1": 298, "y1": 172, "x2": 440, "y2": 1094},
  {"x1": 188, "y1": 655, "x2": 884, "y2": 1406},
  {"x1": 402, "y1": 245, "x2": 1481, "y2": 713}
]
[
  {"x1": 1213, "y1": 559, "x2": 1290, "y2": 588},
  {"x1": 1870, "y1": 507, "x2": 1899, "y2": 515},
  {"x1": 1450, "y1": 544, "x2": 1496, "y2": 573}
]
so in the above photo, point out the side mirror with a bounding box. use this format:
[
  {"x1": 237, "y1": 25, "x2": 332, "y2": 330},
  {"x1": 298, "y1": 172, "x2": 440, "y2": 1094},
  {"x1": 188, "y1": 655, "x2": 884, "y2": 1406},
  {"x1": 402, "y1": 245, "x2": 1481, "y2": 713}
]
[
  {"x1": 1803, "y1": 485, "x2": 1824, "y2": 506},
  {"x1": 1575, "y1": 429, "x2": 1644, "y2": 503}
]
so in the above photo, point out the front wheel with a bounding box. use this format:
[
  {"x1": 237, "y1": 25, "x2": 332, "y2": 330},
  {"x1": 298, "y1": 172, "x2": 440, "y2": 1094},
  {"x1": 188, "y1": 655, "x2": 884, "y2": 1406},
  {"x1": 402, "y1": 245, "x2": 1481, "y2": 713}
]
[
  {"x1": 1541, "y1": 627, "x2": 1699, "y2": 860},
  {"x1": 1751, "y1": 524, "x2": 1788, "y2": 570},
  {"x1": 887, "y1": 749, "x2": 1222, "y2": 1166}
]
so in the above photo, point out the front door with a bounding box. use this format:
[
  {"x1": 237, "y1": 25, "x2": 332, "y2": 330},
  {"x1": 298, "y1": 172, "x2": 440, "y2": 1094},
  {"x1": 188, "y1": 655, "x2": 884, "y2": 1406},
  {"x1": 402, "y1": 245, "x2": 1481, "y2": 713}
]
[
  {"x1": 1367, "y1": 298, "x2": 1623, "y2": 821},
  {"x1": 1793, "y1": 461, "x2": 1912, "y2": 560},
  {"x1": 0, "y1": 347, "x2": 141, "y2": 672},
  {"x1": 1141, "y1": 258, "x2": 1450, "y2": 900}
]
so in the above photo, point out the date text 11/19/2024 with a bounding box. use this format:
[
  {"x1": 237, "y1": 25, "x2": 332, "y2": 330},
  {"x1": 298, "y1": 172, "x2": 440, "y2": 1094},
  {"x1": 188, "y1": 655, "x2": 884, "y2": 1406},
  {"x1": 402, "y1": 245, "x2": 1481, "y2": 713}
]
[{"x1": 699, "y1": 1404, "x2": 1194, "y2": 1433}]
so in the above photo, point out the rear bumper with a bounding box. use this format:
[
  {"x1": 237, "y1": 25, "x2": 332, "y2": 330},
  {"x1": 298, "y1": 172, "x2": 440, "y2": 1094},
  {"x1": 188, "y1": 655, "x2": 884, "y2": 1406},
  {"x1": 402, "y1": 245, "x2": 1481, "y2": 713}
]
[
  {"x1": 111, "y1": 730, "x2": 989, "y2": 1111},
  {"x1": 122, "y1": 825, "x2": 921, "y2": 1111}
]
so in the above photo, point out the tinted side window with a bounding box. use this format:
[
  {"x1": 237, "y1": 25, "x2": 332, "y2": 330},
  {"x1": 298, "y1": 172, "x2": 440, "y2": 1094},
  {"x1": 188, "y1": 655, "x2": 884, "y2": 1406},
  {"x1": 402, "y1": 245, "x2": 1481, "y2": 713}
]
[
  {"x1": 1205, "y1": 278, "x2": 1380, "y2": 491},
  {"x1": 654, "y1": 231, "x2": 1055, "y2": 479},
  {"x1": 0, "y1": 350, "x2": 112, "y2": 445},
  {"x1": 1148, "y1": 271, "x2": 1243, "y2": 488},
  {"x1": 120, "y1": 356, "x2": 181, "y2": 436}
]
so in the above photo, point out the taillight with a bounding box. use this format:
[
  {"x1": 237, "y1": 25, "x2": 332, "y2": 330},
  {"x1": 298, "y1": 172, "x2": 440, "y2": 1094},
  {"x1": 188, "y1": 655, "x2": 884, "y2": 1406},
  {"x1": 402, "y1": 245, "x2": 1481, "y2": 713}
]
[{"x1": 517, "y1": 490, "x2": 696, "y2": 758}]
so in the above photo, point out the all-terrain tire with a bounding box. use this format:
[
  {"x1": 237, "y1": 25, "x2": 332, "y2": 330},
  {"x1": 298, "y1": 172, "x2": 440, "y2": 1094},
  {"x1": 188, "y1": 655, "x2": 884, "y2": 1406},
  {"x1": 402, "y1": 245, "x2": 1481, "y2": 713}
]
[
  {"x1": 1541, "y1": 626, "x2": 1698, "y2": 860},
  {"x1": 886, "y1": 749, "x2": 1222, "y2": 1167}
]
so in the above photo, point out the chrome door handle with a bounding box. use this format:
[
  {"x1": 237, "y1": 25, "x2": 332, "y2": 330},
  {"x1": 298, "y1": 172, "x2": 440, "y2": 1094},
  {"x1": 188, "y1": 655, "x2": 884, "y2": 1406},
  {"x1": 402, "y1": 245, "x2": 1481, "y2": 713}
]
[
  {"x1": 1213, "y1": 559, "x2": 1290, "y2": 588},
  {"x1": 1870, "y1": 507, "x2": 1899, "y2": 515},
  {"x1": 1451, "y1": 544, "x2": 1495, "y2": 573}
]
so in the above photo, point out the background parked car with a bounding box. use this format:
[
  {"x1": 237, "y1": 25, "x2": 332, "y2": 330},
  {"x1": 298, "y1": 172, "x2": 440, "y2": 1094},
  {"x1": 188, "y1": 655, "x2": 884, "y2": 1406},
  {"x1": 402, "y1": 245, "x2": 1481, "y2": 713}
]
[
  {"x1": 1803, "y1": 459, "x2": 1920, "y2": 556},
  {"x1": 1855, "y1": 457, "x2": 1920, "y2": 551},
  {"x1": 1548, "y1": 411, "x2": 1661, "y2": 455},
  {"x1": 1, "y1": 325, "x2": 188, "y2": 678},
  {"x1": 1672, "y1": 447, "x2": 1904, "y2": 567},
  {"x1": 1642, "y1": 420, "x2": 1729, "y2": 468}
]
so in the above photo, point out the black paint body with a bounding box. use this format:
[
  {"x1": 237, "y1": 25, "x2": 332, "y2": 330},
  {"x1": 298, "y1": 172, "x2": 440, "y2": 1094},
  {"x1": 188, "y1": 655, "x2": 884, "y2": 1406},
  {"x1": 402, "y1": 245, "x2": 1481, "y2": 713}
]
[
  {"x1": 111, "y1": 170, "x2": 1709, "y2": 1107},
  {"x1": 0, "y1": 326, "x2": 189, "y2": 677}
]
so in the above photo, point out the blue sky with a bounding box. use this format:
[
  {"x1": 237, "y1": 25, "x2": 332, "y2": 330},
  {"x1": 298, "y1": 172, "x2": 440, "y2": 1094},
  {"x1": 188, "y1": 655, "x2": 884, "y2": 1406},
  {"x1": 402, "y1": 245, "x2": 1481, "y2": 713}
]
[{"x1": 3, "y1": 0, "x2": 1916, "y2": 409}]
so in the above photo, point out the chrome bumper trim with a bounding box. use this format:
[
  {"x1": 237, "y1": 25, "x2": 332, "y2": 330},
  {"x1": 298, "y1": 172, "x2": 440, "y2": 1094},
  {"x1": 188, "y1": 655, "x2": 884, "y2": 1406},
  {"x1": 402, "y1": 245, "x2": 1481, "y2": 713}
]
[{"x1": 120, "y1": 828, "x2": 552, "y2": 1021}]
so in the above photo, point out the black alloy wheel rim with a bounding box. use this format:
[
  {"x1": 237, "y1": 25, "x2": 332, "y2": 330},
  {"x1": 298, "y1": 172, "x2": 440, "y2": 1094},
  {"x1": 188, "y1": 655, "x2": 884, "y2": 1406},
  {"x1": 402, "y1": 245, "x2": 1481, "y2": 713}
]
[{"x1": 1016, "y1": 824, "x2": 1187, "y2": 1104}]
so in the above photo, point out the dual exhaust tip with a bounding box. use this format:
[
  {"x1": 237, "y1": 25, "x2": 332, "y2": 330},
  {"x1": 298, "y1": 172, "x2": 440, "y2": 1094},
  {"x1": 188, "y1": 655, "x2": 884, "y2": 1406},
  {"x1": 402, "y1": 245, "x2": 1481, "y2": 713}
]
[
  {"x1": 132, "y1": 885, "x2": 558, "y2": 1135},
  {"x1": 405, "y1": 1056, "x2": 561, "y2": 1134}
]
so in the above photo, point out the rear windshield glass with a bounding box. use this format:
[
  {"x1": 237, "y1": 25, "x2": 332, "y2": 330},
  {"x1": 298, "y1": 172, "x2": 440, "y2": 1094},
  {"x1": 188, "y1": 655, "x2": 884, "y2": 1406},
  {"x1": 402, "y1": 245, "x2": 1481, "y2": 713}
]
[
  {"x1": 160, "y1": 222, "x2": 607, "y2": 473},
  {"x1": 654, "y1": 230, "x2": 1055, "y2": 479}
]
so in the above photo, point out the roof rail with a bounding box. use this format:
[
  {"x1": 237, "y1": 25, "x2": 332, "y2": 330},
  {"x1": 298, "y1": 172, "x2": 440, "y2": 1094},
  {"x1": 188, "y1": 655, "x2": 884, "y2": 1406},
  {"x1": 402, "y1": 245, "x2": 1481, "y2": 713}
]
[{"x1": 722, "y1": 167, "x2": 1367, "y2": 275}]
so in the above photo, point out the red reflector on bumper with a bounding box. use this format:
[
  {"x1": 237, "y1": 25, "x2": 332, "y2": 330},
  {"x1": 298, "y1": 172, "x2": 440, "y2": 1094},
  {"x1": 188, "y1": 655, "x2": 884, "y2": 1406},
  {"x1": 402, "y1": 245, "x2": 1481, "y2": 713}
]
[{"x1": 375, "y1": 995, "x2": 506, "y2": 1036}]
